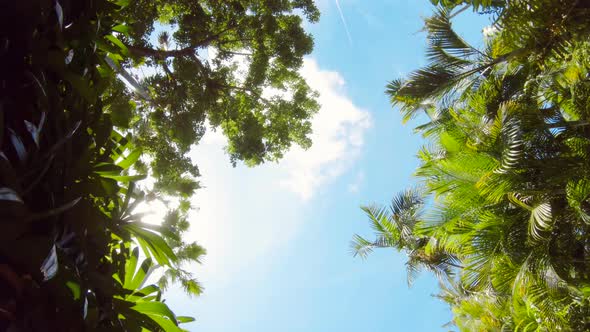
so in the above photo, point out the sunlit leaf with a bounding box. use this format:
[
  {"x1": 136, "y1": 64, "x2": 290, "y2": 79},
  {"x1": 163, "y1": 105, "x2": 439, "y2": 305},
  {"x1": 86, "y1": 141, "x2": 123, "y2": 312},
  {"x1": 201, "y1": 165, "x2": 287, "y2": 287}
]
[
  {"x1": 124, "y1": 223, "x2": 177, "y2": 266},
  {"x1": 176, "y1": 316, "x2": 195, "y2": 324},
  {"x1": 117, "y1": 149, "x2": 142, "y2": 170}
]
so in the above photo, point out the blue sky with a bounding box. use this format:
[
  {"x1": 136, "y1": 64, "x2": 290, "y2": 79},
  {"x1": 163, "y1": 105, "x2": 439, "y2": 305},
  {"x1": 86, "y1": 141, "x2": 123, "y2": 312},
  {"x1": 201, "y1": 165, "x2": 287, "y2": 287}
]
[{"x1": 164, "y1": 1, "x2": 490, "y2": 331}]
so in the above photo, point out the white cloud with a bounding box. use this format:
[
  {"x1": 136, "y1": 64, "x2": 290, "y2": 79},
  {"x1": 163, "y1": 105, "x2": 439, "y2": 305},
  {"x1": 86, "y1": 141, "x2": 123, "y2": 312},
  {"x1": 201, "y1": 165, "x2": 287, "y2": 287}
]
[
  {"x1": 183, "y1": 57, "x2": 370, "y2": 282},
  {"x1": 347, "y1": 171, "x2": 365, "y2": 194},
  {"x1": 201, "y1": 58, "x2": 371, "y2": 200},
  {"x1": 279, "y1": 58, "x2": 371, "y2": 199}
]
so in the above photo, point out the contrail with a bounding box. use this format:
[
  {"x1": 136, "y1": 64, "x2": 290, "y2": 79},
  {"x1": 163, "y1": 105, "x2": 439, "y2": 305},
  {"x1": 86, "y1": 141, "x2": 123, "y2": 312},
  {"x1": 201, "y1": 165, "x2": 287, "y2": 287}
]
[{"x1": 334, "y1": 0, "x2": 353, "y2": 45}]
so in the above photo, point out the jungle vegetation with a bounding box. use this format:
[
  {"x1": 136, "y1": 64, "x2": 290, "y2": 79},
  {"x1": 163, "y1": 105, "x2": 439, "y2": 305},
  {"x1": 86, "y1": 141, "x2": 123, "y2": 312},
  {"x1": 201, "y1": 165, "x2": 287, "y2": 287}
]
[
  {"x1": 0, "y1": 0, "x2": 318, "y2": 330},
  {"x1": 354, "y1": 0, "x2": 590, "y2": 330},
  {"x1": 3, "y1": 0, "x2": 590, "y2": 331}
]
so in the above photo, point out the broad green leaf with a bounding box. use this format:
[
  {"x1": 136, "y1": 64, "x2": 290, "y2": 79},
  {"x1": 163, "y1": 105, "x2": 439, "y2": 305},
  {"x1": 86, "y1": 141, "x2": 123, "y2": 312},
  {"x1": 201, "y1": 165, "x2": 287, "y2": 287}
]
[
  {"x1": 124, "y1": 223, "x2": 177, "y2": 266},
  {"x1": 117, "y1": 149, "x2": 142, "y2": 170},
  {"x1": 132, "y1": 284, "x2": 160, "y2": 299},
  {"x1": 112, "y1": 24, "x2": 130, "y2": 35},
  {"x1": 94, "y1": 163, "x2": 124, "y2": 176},
  {"x1": 124, "y1": 247, "x2": 140, "y2": 288},
  {"x1": 127, "y1": 257, "x2": 152, "y2": 291},
  {"x1": 128, "y1": 222, "x2": 179, "y2": 242},
  {"x1": 105, "y1": 35, "x2": 129, "y2": 56},
  {"x1": 131, "y1": 301, "x2": 177, "y2": 323},
  {"x1": 148, "y1": 314, "x2": 184, "y2": 332}
]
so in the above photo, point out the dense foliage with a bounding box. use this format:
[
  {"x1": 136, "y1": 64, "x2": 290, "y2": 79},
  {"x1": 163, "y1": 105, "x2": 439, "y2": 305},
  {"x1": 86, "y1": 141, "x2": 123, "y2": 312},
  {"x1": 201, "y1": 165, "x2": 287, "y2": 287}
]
[
  {"x1": 107, "y1": 0, "x2": 320, "y2": 193},
  {"x1": 0, "y1": 0, "x2": 317, "y2": 331},
  {"x1": 355, "y1": 1, "x2": 590, "y2": 330},
  {"x1": 0, "y1": 1, "x2": 202, "y2": 330}
]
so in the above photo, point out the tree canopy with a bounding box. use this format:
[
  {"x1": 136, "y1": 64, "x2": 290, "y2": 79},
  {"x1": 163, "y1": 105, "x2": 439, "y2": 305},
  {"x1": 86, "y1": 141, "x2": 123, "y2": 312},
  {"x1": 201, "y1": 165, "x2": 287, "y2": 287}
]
[
  {"x1": 355, "y1": 1, "x2": 590, "y2": 330},
  {"x1": 107, "y1": 0, "x2": 320, "y2": 194},
  {"x1": 0, "y1": 0, "x2": 318, "y2": 330}
]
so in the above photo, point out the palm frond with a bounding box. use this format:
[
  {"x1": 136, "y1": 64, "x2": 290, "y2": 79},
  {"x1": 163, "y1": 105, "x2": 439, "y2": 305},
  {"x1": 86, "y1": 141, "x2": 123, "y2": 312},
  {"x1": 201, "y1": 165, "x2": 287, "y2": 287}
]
[
  {"x1": 528, "y1": 202, "x2": 553, "y2": 242},
  {"x1": 350, "y1": 234, "x2": 374, "y2": 259},
  {"x1": 424, "y1": 8, "x2": 482, "y2": 60},
  {"x1": 360, "y1": 205, "x2": 401, "y2": 244},
  {"x1": 566, "y1": 177, "x2": 590, "y2": 224}
]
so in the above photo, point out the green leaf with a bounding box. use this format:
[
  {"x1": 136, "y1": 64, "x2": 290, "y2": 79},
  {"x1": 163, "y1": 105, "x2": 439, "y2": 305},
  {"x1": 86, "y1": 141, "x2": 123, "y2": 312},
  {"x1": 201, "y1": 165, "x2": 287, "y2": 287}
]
[
  {"x1": 62, "y1": 72, "x2": 97, "y2": 102},
  {"x1": 124, "y1": 247, "x2": 140, "y2": 288},
  {"x1": 176, "y1": 316, "x2": 195, "y2": 324},
  {"x1": 148, "y1": 314, "x2": 184, "y2": 332},
  {"x1": 112, "y1": 24, "x2": 130, "y2": 35},
  {"x1": 105, "y1": 35, "x2": 129, "y2": 56},
  {"x1": 94, "y1": 163, "x2": 124, "y2": 176},
  {"x1": 117, "y1": 149, "x2": 142, "y2": 170},
  {"x1": 113, "y1": 0, "x2": 130, "y2": 8},
  {"x1": 66, "y1": 281, "x2": 81, "y2": 300},
  {"x1": 123, "y1": 223, "x2": 177, "y2": 266},
  {"x1": 102, "y1": 174, "x2": 147, "y2": 182},
  {"x1": 110, "y1": 99, "x2": 134, "y2": 128},
  {"x1": 127, "y1": 222, "x2": 179, "y2": 242},
  {"x1": 100, "y1": 178, "x2": 119, "y2": 197},
  {"x1": 128, "y1": 257, "x2": 153, "y2": 291},
  {"x1": 131, "y1": 301, "x2": 177, "y2": 324},
  {"x1": 132, "y1": 284, "x2": 160, "y2": 298}
]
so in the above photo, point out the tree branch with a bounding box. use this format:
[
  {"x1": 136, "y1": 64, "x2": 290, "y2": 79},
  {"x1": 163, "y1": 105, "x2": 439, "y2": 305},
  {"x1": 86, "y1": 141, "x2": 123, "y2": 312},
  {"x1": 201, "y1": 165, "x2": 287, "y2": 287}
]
[
  {"x1": 127, "y1": 45, "x2": 196, "y2": 59},
  {"x1": 161, "y1": 61, "x2": 177, "y2": 83},
  {"x1": 218, "y1": 49, "x2": 253, "y2": 57},
  {"x1": 218, "y1": 84, "x2": 271, "y2": 105},
  {"x1": 126, "y1": 26, "x2": 237, "y2": 59},
  {"x1": 215, "y1": 38, "x2": 255, "y2": 47}
]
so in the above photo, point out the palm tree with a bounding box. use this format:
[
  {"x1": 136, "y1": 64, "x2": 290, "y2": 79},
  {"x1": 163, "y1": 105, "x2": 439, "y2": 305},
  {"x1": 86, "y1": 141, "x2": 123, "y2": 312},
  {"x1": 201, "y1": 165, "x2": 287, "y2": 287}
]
[
  {"x1": 352, "y1": 188, "x2": 461, "y2": 285},
  {"x1": 358, "y1": 1, "x2": 590, "y2": 330}
]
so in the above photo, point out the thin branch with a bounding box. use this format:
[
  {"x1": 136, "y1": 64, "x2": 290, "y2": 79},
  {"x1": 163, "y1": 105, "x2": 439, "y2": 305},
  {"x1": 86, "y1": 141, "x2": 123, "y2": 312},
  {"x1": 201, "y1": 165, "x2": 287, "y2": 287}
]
[
  {"x1": 218, "y1": 49, "x2": 253, "y2": 57},
  {"x1": 161, "y1": 61, "x2": 177, "y2": 83},
  {"x1": 218, "y1": 84, "x2": 271, "y2": 105},
  {"x1": 127, "y1": 45, "x2": 196, "y2": 59},
  {"x1": 215, "y1": 38, "x2": 255, "y2": 47}
]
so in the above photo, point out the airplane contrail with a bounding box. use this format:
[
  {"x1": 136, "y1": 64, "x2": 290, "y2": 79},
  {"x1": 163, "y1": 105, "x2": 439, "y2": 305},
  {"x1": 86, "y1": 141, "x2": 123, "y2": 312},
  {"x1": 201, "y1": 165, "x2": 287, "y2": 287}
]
[{"x1": 334, "y1": 0, "x2": 353, "y2": 45}]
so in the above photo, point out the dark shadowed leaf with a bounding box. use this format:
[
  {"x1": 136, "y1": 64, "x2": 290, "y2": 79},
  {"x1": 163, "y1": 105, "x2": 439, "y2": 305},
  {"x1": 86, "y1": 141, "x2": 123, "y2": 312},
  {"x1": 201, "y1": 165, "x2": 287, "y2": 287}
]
[
  {"x1": 40, "y1": 245, "x2": 58, "y2": 281},
  {"x1": 0, "y1": 188, "x2": 22, "y2": 203}
]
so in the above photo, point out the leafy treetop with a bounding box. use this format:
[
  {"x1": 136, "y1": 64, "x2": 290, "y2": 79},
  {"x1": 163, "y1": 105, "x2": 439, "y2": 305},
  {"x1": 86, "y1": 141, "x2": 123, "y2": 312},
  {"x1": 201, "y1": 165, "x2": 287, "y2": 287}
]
[
  {"x1": 104, "y1": 0, "x2": 320, "y2": 195},
  {"x1": 356, "y1": 1, "x2": 590, "y2": 330}
]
